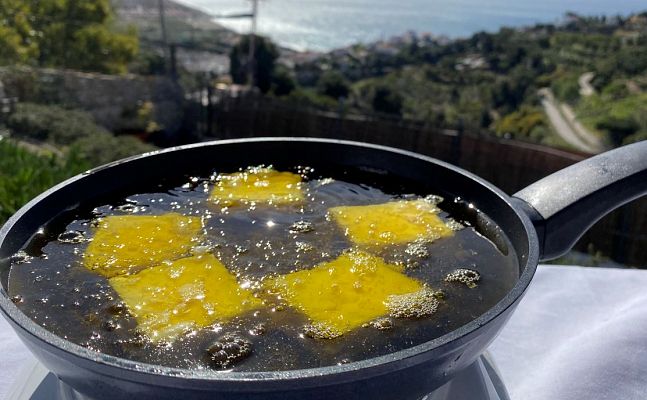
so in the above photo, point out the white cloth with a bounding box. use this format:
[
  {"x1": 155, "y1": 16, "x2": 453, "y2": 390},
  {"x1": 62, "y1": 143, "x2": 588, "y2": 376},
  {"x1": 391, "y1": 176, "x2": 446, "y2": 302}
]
[
  {"x1": 2, "y1": 265, "x2": 647, "y2": 399},
  {"x1": 489, "y1": 265, "x2": 647, "y2": 400},
  {"x1": 0, "y1": 307, "x2": 32, "y2": 399}
]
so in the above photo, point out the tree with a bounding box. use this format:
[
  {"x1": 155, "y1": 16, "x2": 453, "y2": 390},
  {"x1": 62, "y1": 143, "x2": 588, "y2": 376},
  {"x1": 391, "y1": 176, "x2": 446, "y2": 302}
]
[
  {"x1": 495, "y1": 106, "x2": 547, "y2": 139},
  {"x1": 372, "y1": 85, "x2": 403, "y2": 115},
  {"x1": 229, "y1": 34, "x2": 279, "y2": 94},
  {"x1": 0, "y1": 1, "x2": 38, "y2": 64},
  {"x1": 0, "y1": 0, "x2": 138, "y2": 74},
  {"x1": 317, "y1": 71, "x2": 350, "y2": 99},
  {"x1": 271, "y1": 65, "x2": 296, "y2": 96},
  {"x1": 596, "y1": 116, "x2": 639, "y2": 146}
]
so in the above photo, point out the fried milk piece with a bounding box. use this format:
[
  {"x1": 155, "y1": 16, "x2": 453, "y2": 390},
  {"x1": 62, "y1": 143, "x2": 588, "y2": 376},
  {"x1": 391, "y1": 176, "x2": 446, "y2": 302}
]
[
  {"x1": 84, "y1": 213, "x2": 202, "y2": 278},
  {"x1": 110, "y1": 253, "x2": 261, "y2": 342}
]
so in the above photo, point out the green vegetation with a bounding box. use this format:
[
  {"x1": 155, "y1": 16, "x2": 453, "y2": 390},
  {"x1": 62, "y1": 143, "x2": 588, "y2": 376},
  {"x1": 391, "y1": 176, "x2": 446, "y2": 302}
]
[
  {"x1": 281, "y1": 88, "x2": 340, "y2": 111},
  {"x1": 317, "y1": 71, "x2": 351, "y2": 99},
  {"x1": 0, "y1": 0, "x2": 138, "y2": 73},
  {"x1": 0, "y1": 1, "x2": 166, "y2": 225},
  {"x1": 6, "y1": 103, "x2": 156, "y2": 164},
  {"x1": 270, "y1": 65, "x2": 297, "y2": 96},
  {"x1": 230, "y1": 35, "x2": 279, "y2": 94},
  {"x1": 577, "y1": 92, "x2": 647, "y2": 146},
  {"x1": 0, "y1": 138, "x2": 89, "y2": 223},
  {"x1": 70, "y1": 133, "x2": 156, "y2": 165},
  {"x1": 270, "y1": 13, "x2": 647, "y2": 148},
  {"x1": 0, "y1": 103, "x2": 157, "y2": 225},
  {"x1": 371, "y1": 85, "x2": 403, "y2": 116},
  {"x1": 495, "y1": 106, "x2": 546, "y2": 140},
  {"x1": 550, "y1": 70, "x2": 582, "y2": 103},
  {"x1": 7, "y1": 103, "x2": 111, "y2": 145}
]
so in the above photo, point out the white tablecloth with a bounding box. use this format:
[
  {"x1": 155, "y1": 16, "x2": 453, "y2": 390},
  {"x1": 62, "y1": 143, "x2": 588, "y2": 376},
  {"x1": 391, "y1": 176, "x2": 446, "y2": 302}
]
[{"x1": 2, "y1": 265, "x2": 647, "y2": 400}]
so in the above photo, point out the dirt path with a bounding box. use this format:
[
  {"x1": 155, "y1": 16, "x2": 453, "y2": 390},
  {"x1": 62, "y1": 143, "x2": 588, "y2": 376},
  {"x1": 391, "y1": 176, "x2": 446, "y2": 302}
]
[{"x1": 539, "y1": 88, "x2": 604, "y2": 154}]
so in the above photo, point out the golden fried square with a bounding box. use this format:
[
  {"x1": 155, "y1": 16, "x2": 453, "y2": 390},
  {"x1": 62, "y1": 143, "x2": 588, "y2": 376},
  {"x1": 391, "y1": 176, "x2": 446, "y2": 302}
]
[
  {"x1": 329, "y1": 199, "x2": 453, "y2": 246},
  {"x1": 210, "y1": 168, "x2": 304, "y2": 206},
  {"x1": 266, "y1": 250, "x2": 423, "y2": 336},
  {"x1": 109, "y1": 254, "x2": 261, "y2": 342},
  {"x1": 84, "y1": 213, "x2": 202, "y2": 278}
]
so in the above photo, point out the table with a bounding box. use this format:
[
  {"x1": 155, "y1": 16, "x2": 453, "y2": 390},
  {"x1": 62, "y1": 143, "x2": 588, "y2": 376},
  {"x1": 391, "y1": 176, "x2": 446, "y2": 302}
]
[{"x1": 2, "y1": 265, "x2": 647, "y2": 400}]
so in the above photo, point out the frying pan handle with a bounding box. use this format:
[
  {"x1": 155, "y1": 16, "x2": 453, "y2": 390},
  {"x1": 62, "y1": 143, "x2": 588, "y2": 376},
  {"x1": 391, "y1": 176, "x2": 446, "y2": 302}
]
[{"x1": 511, "y1": 140, "x2": 647, "y2": 261}]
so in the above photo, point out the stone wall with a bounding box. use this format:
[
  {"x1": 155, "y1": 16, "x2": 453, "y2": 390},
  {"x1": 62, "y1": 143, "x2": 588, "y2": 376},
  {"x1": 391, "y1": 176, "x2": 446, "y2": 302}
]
[{"x1": 0, "y1": 67, "x2": 184, "y2": 134}]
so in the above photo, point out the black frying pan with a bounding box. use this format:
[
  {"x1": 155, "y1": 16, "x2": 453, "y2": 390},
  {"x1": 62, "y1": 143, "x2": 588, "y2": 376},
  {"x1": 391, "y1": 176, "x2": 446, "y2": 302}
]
[{"x1": 1, "y1": 138, "x2": 645, "y2": 400}]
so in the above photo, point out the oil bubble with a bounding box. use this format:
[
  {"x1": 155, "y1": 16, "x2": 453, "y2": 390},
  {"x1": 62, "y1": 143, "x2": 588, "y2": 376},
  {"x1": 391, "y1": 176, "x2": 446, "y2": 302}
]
[
  {"x1": 114, "y1": 203, "x2": 147, "y2": 213},
  {"x1": 249, "y1": 323, "x2": 266, "y2": 336},
  {"x1": 363, "y1": 317, "x2": 394, "y2": 331},
  {"x1": 234, "y1": 245, "x2": 248, "y2": 255},
  {"x1": 289, "y1": 220, "x2": 314, "y2": 234},
  {"x1": 11, "y1": 251, "x2": 32, "y2": 264},
  {"x1": 58, "y1": 230, "x2": 87, "y2": 244},
  {"x1": 445, "y1": 268, "x2": 480, "y2": 288},
  {"x1": 303, "y1": 322, "x2": 343, "y2": 340},
  {"x1": 404, "y1": 240, "x2": 430, "y2": 258},
  {"x1": 206, "y1": 333, "x2": 253, "y2": 368},
  {"x1": 295, "y1": 242, "x2": 314, "y2": 253},
  {"x1": 386, "y1": 288, "x2": 440, "y2": 319},
  {"x1": 107, "y1": 302, "x2": 128, "y2": 316},
  {"x1": 104, "y1": 319, "x2": 120, "y2": 331},
  {"x1": 315, "y1": 178, "x2": 335, "y2": 187},
  {"x1": 424, "y1": 194, "x2": 444, "y2": 206},
  {"x1": 445, "y1": 218, "x2": 465, "y2": 231}
]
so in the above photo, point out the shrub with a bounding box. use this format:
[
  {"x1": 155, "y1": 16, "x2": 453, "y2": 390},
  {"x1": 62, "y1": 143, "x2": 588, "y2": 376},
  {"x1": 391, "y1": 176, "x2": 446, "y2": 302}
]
[
  {"x1": 622, "y1": 130, "x2": 647, "y2": 145},
  {"x1": 317, "y1": 71, "x2": 350, "y2": 99},
  {"x1": 601, "y1": 80, "x2": 630, "y2": 100},
  {"x1": 596, "y1": 116, "x2": 639, "y2": 146},
  {"x1": 283, "y1": 88, "x2": 339, "y2": 111},
  {"x1": 372, "y1": 85, "x2": 403, "y2": 116},
  {"x1": 0, "y1": 138, "x2": 89, "y2": 224},
  {"x1": 6, "y1": 102, "x2": 157, "y2": 166},
  {"x1": 271, "y1": 66, "x2": 296, "y2": 97},
  {"x1": 551, "y1": 78, "x2": 580, "y2": 103},
  {"x1": 495, "y1": 106, "x2": 547, "y2": 138},
  {"x1": 7, "y1": 103, "x2": 110, "y2": 145},
  {"x1": 71, "y1": 133, "x2": 156, "y2": 166}
]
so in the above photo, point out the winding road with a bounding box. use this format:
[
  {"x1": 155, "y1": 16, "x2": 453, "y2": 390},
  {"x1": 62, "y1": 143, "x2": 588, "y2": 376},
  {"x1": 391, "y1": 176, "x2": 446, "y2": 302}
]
[{"x1": 539, "y1": 78, "x2": 605, "y2": 154}]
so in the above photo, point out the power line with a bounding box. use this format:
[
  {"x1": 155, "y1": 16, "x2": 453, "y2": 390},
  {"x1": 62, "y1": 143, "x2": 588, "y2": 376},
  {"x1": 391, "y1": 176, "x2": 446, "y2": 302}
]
[
  {"x1": 247, "y1": 0, "x2": 259, "y2": 87},
  {"x1": 161, "y1": 0, "x2": 263, "y2": 88},
  {"x1": 203, "y1": 0, "x2": 262, "y2": 89},
  {"x1": 158, "y1": 0, "x2": 170, "y2": 75}
]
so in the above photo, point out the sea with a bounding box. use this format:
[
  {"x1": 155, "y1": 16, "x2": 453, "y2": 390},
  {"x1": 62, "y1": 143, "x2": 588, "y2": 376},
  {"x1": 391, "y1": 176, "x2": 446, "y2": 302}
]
[{"x1": 177, "y1": 0, "x2": 646, "y2": 51}]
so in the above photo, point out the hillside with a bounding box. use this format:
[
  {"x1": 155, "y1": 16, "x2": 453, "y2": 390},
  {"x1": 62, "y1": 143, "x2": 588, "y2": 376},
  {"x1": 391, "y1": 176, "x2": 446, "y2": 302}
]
[
  {"x1": 282, "y1": 13, "x2": 647, "y2": 150},
  {"x1": 114, "y1": 0, "x2": 213, "y2": 20},
  {"x1": 113, "y1": 0, "x2": 239, "y2": 74}
]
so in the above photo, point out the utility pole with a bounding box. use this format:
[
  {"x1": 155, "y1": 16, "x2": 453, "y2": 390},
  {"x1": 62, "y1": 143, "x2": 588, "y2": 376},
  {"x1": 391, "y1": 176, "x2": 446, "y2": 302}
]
[
  {"x1": 211, "y1": 0, "x2": 261, "y2": 88},
  {"x1": 247, "y1": 0, "x2": 259, "y2": 88},
  {"x1": 158, "y1": 0, "x2": 170, "y2": 75}
]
